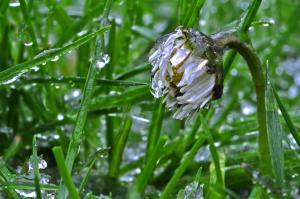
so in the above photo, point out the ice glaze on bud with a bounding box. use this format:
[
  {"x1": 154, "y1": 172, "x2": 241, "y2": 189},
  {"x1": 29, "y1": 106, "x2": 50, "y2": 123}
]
[{"x1": 149, "y1": 26, "x2": 223, "y2": 119}]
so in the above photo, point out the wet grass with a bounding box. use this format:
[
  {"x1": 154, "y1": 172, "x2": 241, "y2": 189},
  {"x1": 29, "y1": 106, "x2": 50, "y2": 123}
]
[{"x1": 0, "y1": 0, "x2": 300, "y2": 198}]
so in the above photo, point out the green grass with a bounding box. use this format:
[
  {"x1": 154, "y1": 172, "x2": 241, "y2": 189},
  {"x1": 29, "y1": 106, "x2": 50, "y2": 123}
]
[{"x1": 0, "y1": 0, "x2": 300, "y2": 198}]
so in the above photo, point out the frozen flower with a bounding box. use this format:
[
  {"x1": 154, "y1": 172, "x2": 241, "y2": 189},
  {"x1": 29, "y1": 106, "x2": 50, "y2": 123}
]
[{"x1": 149, "y1": 27, "x2": 223, "y2": 119}]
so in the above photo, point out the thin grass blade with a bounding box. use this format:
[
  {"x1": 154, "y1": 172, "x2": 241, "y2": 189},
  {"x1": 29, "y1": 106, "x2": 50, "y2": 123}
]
[
  {"x1": 0, "y1": 26, "x2": 110, "y2": 85},
  {"x1": 52, "y1": 147, "x2": 80, "y2": 199},
  {"x1": 32, "y1": 136, "x2": 42, "y2": 199},
  {"x1": 266, "y1": 67, "x2": 284, "y2": 186},
  {"x1": 273, "y1": 86, "x2": 300, "y2": 147}
]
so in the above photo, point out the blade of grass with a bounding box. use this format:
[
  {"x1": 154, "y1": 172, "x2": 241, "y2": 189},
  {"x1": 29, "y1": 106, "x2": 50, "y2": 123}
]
[
  {"x1": 183, "y1": 0, "x2": 205, "y2": 27},
  {"x1": 273, "y1": 86, "x2": 300, "y2": 147},
  {"x1": 200, "y1": 113, "x2": 224, "y2": 198},
  {"x1": 145, "y1": 98, "x2": 164, "y2": 163},
  {"x1": 3, "y1": 134, "x2": 22, "y2": 160},
  {"x1": 90, "y1": 86, "x2": 151, "y2": 110},
  {"x1": 19, "y1": 0, "x2": 38, "y2": 52},
  {"x1": 0, "y1": 159, "x2": 20, "y2": 199},
  {"x1": 32, "y1": 136, "x2": 42, "y2": 199},
  {"x1": 200, "y1": 114, "x2": 224, "y2": 187},
  {"x1": 52, "y1": 146, "x2": 80, "y2": 199},
  {"x1": 0, "y1": 76, "x2": 147, "y2": 88},
  {"x1": 0, "y1": 26, "x2": 110, "y2": 85},
  {"x1": 115, "y1": 63, "x2": 150, "y2": 80},
  {"x1": 44, "y1": 0, "x2": 73, "y2": 30},
  {"x1": 160, "y1": 133, "x2": 207, "y2": 199},
  {"x1": 55, "y1": 3, "x2": 104, "y2": 46},
  {"x1": 1, "y1": 182, "x2": 58, "y2": 191},
  {"x1": 130, "y1": 136, "x2": 167, "y2": 198},
  {"x1": 223, "y1": 0, "x2": 262, "y2": 77},
  {"x1": 248, "y1": 185, "x2": 263, "y2": 199},
  {"x1": 78, "y1": 159, "x2": 96, "y2": 195},
  {"x1": 108, "y1": 116, "x2": 133, "y2": 178},
  {"x1": 57, "y1": 35, "x2": 109, "y2": 198},
  {"x1": 132, "y1": 25, "x2": 159, "y2": 41},
  {"x1": 265, "y1": 67, "x2": 284, "y2": 186}
]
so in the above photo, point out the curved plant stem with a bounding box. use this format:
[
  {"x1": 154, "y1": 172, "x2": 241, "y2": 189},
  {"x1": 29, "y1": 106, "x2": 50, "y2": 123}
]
[{"x1": 213, "y1": 34, "x2": 271, "y2": 175}]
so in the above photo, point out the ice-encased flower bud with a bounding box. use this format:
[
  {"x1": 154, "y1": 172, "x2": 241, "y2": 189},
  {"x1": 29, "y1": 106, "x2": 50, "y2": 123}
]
[{"x1": 149, "y1": 27, "x2": 223, "y2": 119}]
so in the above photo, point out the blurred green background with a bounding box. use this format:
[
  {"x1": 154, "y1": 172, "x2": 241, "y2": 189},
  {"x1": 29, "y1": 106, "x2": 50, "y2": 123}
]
[{"x1": 0, "y1": 0, "x2": 300, "y2": 198}]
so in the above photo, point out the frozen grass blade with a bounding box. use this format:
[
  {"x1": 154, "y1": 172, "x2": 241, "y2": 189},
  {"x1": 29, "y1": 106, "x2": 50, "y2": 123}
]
[
  {"x1": 266, "y1": 67, "x2": 284, "y2": 186},
  {"x1": 0, "y1": 26, "x2": 110, "y2": 85},
  {"x1": 32, "y1": 136, "x2": 42, "y2": 199},
  {"x1": 273, "y1": 87, "x2": 300, "y2": 147},
  {"x1": 52, "y1": 146, "x2": 80, "y2": 199},
  {"x1": 108, "y1": 116, "x2": 133, "y2": 178}
]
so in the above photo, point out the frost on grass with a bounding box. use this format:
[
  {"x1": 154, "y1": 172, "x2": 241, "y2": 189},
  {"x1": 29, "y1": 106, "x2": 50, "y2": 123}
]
[{"x1": 149, "y1": 27, "x2": 223, "y2": 120}]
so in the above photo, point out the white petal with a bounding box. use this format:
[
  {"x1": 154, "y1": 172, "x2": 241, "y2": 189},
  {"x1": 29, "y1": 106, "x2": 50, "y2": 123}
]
[
  {"x1": 170, "y1": 48, "x2": 191, "y2": 66},
  {"x1": 177, "y1": 59, "x2": 208, "y2": 87}
]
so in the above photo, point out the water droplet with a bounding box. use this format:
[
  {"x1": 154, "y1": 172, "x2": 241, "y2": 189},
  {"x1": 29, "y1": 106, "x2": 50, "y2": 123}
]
[
  {"x1": 199, "y1": 19, "x2": 206, "y2": 26},
  {"x1": 51, "y1": 56, "x2": 59, "y2": 62},
  {"x1": 77, "y1": 30, "x2": 88, "y2": 36},
  {"x1": 31, "y1": 66, "x2": 40, "y2": 72},
  {"x1": 64, "y1": 89, "x2": 82, "y2": 109},
  {"x1": 260, "y1": 17, "x2": 275, "y2": 27},
  {"x1": 24, "y1": 41, "x2": 33, "y2": 47},
  {"x1": 28, "y1": 155, "x2": 48, "y2": 172},
  {"x1": 96, "y1": 54, "x2": 110, "y2": 69},
  {"x1": 9, "y1": 0, "x2": 20, "y2": 7},
  {"x1": 0, "y1": 125, "x2": 13, "y2": 137},
  {"x1": 57, "y1": 113, "x2": 64, "y2": 121},
  {"x1": 72, "y1": 90, "x2": 81, "y2": 97},
  {"x1": 0, "y1": 70, "x2": 27, "y2": 85},
  {"x1": 179, "y1": 181, "x2": 203, "y2": 198},
  {"x1": 34, "y1": 48, "x2": 61, "y2": 62},
  {"x1": 16, "y1": 190, "x2": 36, "y2": 198}
]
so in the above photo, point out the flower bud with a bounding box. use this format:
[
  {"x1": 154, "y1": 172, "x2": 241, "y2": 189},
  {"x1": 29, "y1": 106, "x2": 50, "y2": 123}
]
[{"x1": 149, "y1": 27, "x2": 223, "y2": 119}]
